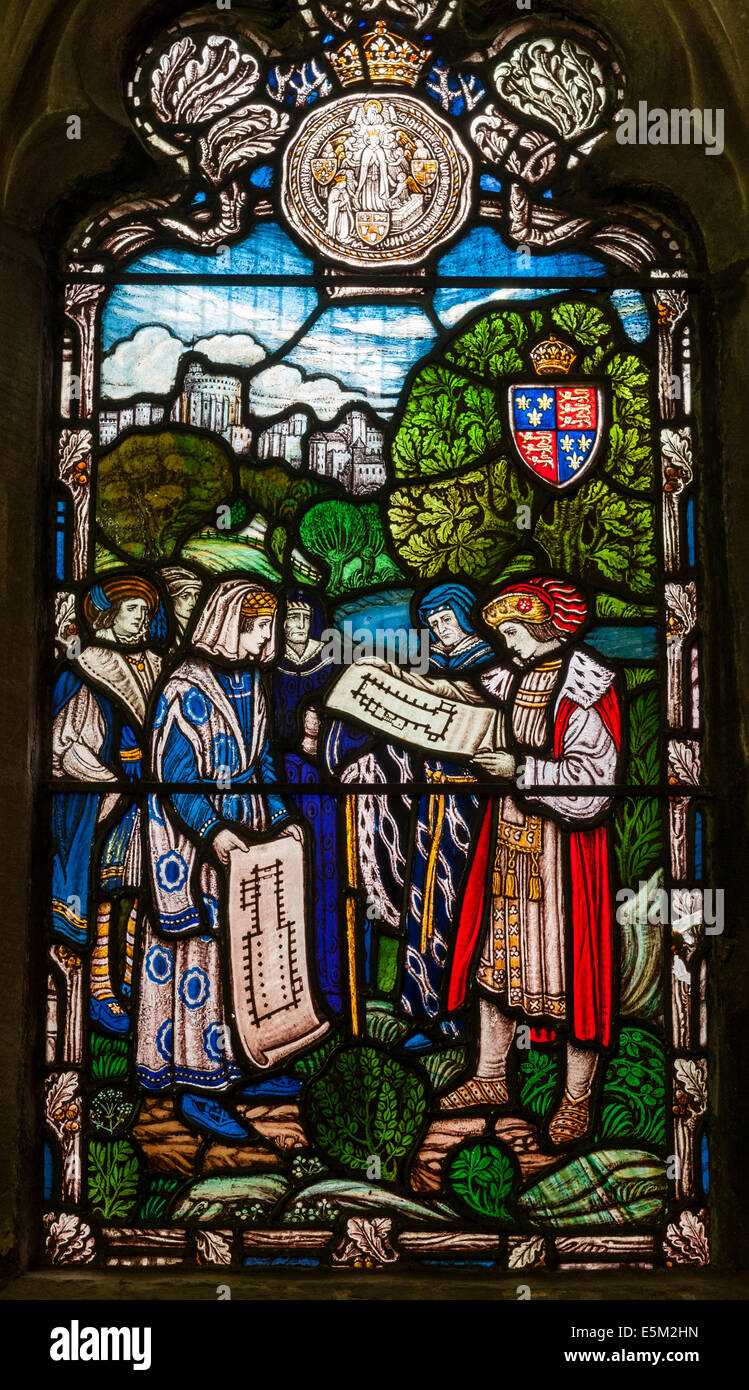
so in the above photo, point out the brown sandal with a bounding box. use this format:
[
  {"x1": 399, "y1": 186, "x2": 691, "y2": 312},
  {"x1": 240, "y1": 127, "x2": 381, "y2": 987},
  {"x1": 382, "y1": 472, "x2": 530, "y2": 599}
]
[
  {"x1": 548, "y1": 1090, "x2": 592, "y2": 1145},
  {"x1": 439, "y1": 1076, "x2": 509, "y2": 1110}
]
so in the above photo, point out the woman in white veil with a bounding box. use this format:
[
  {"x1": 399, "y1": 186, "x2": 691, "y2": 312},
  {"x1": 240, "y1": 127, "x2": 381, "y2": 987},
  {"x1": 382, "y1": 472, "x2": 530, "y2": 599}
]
[{"x1": 135, "y1": 579, "x2": 303, "y2": 1141}]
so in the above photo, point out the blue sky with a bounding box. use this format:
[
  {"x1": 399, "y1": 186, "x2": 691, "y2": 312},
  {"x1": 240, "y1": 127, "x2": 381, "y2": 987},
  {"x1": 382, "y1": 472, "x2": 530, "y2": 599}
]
[{"x1": 99, "y1": 218, "x2": 649, "y2": 414}]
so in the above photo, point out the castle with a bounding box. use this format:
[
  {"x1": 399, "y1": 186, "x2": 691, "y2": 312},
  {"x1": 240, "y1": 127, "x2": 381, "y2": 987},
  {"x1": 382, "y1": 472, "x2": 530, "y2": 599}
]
[{"x1": 98, "y1": 362, "x2": 386, "y2": 492}]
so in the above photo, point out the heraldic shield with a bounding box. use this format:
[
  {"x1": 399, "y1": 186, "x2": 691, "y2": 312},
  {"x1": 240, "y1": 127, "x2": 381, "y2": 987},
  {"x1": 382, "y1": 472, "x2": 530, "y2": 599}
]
[
  {"x1": 507, "y1": 335, "x2": 605, "y2": 490},
  {"x1": 509, "y1": 381, "x2": 605, "y2": 489},
  {"x1": 356, "y1": 210, "x2": 390, "y2": 245}
]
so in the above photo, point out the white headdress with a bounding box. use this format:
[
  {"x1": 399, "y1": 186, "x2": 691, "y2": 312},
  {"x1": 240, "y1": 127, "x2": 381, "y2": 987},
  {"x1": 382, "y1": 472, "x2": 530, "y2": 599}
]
[{"x1": 191, "y1": 579, "x2": 278, "y2": 664}]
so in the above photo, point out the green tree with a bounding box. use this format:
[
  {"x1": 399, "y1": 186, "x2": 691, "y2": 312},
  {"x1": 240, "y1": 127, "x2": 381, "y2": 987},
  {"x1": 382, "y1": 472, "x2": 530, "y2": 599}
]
[
  {"x1": 300, "y1": 500, "x2": 401, "y2": 594},
  {"x1": 386, "y1": 298, "x2": 658, "y2": 594},
  {"x1": 96, "y1": 429, "x2": 234, "y2": 562}
]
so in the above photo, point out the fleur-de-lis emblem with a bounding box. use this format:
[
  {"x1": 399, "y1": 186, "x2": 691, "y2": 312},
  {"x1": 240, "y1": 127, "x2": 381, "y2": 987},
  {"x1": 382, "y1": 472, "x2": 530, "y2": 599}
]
[{"x1": 508, "y1": 381, "x2": 605, "y2": 491}]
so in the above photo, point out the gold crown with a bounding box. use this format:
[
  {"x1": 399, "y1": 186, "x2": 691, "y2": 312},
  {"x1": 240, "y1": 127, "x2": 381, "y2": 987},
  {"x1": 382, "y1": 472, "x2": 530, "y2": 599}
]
[
  {"x1": 530, "y1": 334, "x2": 577, "y2": 377},
  {"x1": 330, "y1": 21, "x2": 431, "y2": 89}
]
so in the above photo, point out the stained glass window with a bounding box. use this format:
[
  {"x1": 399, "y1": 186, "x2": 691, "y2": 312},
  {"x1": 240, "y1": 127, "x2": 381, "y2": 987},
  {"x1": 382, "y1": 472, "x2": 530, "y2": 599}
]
[{"x1": 44, "y1": 1, "x2": 710, "y2": 1276}]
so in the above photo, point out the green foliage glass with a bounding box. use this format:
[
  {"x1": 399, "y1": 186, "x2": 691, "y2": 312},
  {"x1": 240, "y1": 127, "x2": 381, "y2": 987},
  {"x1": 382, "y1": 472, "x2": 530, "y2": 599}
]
[
  {"x1": 518, "y1": 1049, "x2": 562, "y2": 1119},
  {"x1": 87, "y1": 1140, "x2": 139, "y2": 1219},
  {"x1": 597, "y1": 1026, "x2": 667, "y2": 1146},
  {"x1": 447, "y1": 1142, "x2": 518, "y2": 1222},
  {"x1": 387, "y1": 297, "x2": 657, "y2": 596},
  {"x1": 304, "y1": 1044, "x2": 428, "y2": 1181},
  {"x1": 96, "y1": 429, "x2": 234, "y2": 562},
  {"x1": 299, "y1": 501, "x2": 401, "y2": 593},
  {"x1": 615, "y1": 687, "x2": 664, "y2": 883},
  {"x1": 90, "y1": 1034, "x2": 129, "y2": 1082}
]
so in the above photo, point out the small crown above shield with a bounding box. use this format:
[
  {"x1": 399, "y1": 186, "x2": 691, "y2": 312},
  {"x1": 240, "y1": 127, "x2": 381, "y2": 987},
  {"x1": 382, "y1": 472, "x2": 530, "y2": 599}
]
[{"x1": 530, "y1": 334, "x2": 577, "y2": 377}]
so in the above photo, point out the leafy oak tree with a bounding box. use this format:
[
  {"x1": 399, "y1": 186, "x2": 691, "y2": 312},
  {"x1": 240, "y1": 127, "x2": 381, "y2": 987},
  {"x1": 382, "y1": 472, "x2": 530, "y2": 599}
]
[
  {"x1": 96, "y1": 429, "x2": 234, "y2": 563},
  {"x1": 387, "y1": 298, "x2": 657, "y2": 595}
]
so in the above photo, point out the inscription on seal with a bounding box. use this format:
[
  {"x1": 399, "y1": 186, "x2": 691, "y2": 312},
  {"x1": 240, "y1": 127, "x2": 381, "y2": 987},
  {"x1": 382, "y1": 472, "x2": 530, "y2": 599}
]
[{"x1": 281, "y1": 92, "x2": 473, "y2": 267}]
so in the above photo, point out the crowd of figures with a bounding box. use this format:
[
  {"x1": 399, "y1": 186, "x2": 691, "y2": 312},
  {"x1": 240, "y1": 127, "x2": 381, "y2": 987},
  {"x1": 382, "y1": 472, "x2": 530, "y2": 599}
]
[{"x1": 52, "y1": 567, "x2": 622, "y2": 1147}]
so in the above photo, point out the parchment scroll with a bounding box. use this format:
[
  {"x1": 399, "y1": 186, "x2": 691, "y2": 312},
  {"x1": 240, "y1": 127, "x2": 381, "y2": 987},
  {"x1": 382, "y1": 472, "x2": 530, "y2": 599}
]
[
  {"x1": 227, "y1": 832, "x2": 329, "y2": 1069},
  {"x1": 325, "y1": 660, "x2": 505, "y2": 757}
]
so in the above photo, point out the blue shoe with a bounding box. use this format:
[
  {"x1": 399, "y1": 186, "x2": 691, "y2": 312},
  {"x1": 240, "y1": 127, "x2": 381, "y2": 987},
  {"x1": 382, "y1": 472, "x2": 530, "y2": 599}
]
[
  {"x1": 179, "y1": 1094, "x2": 253, "y2": 1142},
  {"x1": 90, "y1": 996, "x2": 130, "y2": 1036},
  {"x1": 240, "y1": 1075, "x2": 302, "y2": 1099},
  {"x1": 403, "y1": 1032, "x2": 433, "y2": 1052}
]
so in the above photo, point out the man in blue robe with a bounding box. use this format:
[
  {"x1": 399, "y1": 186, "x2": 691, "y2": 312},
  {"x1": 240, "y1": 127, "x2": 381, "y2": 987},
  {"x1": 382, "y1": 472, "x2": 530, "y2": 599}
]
[{"x1": 51, "y1": 574, "x2": 162, "y2": 1034}]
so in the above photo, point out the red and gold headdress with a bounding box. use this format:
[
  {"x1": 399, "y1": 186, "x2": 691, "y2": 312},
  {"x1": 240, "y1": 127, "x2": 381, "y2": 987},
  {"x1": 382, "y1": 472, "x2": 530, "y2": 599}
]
[{"x1": 483, "y1": 577, "x2": 588, "y2": 636}]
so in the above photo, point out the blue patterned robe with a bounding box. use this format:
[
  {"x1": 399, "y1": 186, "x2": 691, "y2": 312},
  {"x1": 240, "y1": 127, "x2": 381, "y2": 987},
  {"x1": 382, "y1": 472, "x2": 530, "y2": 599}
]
[{"x1": 136, "y1": 657, "x2": 289, "y2": 1092}]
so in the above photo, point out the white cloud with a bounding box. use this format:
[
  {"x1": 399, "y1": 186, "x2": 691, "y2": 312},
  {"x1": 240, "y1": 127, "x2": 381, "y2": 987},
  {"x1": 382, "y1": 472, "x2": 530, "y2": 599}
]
[
  {"x1": 248, "y1": 363, "x2": 365, "y2": 422},
  {"x1": 192, "y1": 333, "x2": 266, "y2": 369},
  {"x1": 101, "y1": 326, "x2": 266, "y2": 401},
  {"x1": 434, "y1": 287, "x2": 558, "y2": 329},
  {"x1": 100, "y1": 326, "x2": 185, "y2": 399},
  {"x1": 102, "y1": 282, "x2": 317, "y2": 356},
  {"x1": 285, "y1": 305, "x2": 437, "y2": 411}
]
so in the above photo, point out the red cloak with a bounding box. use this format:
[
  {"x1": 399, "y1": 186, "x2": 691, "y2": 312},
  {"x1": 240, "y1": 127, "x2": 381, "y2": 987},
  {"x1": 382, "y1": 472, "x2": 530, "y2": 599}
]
[{"x1": 446, "y1": 684, "x2": 621, "y2": 1048}]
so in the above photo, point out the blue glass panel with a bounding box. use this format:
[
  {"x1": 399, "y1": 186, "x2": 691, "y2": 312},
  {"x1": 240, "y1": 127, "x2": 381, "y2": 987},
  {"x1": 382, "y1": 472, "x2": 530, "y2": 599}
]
[
  {"x1": 586, "y1": 626, "x2": 658, "y2": 660},
  {"x1": 249, "y1": 165, "x2": 274, "y2": 187},
  {"x1": 284, "y1": 306, "x2": 437, "y2": 418},
  {"x1": 695, "y1": 811, "x2": 703, "y2": 879},
  {"x1": 124, "y1": 221, "x2": 314, "y2": 276},
  {"x1": 687, "y1": 497, "x2": 696, "y2": 566},
  {"x1": 611, "y1": 288, "x2": 651, "y2": 342},
  {"x1": 436, "y1": 226, "x2": 607, "y2": 279},
  {"x1": 434, "y1": 286, "x2": 571, "y2": 330},
  {"x1": 43, "y1": 1143, "x2": 53, "y2": 1200}
]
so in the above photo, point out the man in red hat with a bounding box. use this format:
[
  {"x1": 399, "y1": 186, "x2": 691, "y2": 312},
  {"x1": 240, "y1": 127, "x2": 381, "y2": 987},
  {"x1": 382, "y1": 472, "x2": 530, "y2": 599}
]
[{"x1": 441, "y1": 577, "x2": 621, "y2": 1146}]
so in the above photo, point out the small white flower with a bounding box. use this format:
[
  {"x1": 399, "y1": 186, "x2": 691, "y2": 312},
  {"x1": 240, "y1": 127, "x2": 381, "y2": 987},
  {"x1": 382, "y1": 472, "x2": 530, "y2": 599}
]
[
  {"x1": 559, "y1": 433, "x2": 574, "y2": 453},
  {"x1": 537, "y1": 393, "x2": 554, "y2": 412},
  {"x1": 526, "y1": 408, "x2": 543, "y2": 427},
  {"x1": 578, "y1": 433, "x2": 593, "y2": 452},
  {"x1": 516, "y1": 393, "x2": 531, "y2": 412}
]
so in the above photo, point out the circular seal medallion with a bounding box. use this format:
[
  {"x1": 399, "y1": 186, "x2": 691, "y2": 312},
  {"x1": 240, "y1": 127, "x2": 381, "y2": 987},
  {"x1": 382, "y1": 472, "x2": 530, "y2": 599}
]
[{"x1": 281, "y1": 92, "x2": 473, "y2": 268}]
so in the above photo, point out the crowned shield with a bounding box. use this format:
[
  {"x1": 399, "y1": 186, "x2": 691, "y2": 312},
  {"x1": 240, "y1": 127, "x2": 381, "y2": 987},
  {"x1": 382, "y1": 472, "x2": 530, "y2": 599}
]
[
  {"x1": 311, "y1": 157, "x2": 337, "y2": 185},
  {"x1": 507, "y1": 382, "x2": 605, "y2": 490},
  {"x1": 410, "y1": 157, "x2": 438, "y2": 190},
  {"x1": 356, "y1": 210, "x2": 390, "y2": 245}
]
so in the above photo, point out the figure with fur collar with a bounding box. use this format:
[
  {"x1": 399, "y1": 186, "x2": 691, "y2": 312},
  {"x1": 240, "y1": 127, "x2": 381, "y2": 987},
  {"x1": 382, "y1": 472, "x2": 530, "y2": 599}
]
[
  {"x1": 51, "y1": 574, "x2": 163, "y2": 1035},
  {"x1": 441, "y1": 576, "x2": 621, "y2": 1148}
]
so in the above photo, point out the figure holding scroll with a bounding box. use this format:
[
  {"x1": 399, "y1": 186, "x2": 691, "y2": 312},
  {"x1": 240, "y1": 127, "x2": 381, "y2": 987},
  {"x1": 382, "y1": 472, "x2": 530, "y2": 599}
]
[
  {"x1": 399, "y1": 585, "x2": 495, "y2": 1034},
  {"x1": 135, "y1": 580, "x2": 313, "y2": 1142},
  {"x1": 442, "y1": 577, "x2": 621, "y2": 1148}
]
